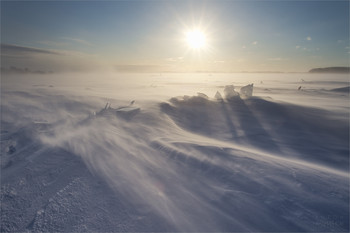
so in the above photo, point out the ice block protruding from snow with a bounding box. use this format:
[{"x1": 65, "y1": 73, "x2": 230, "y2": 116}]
[
  {"x1": 224, "y1": 85, "x2": 239, "y2": 99},
  {"x1": 240, "y1": 84, "x2": 254, "y2": 98},
  {"x1": 197, "y1": 92, "x2": 209, "y2": 99},
  {"x1": 214, "y1": 91, "x2": 223, "y2": 101}
]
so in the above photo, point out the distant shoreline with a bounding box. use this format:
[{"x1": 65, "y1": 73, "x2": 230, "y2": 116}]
[{"x1": 309, "y1": 67, "x2": 350, "y2": 73}]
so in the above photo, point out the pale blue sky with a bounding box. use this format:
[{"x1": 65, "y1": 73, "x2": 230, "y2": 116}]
[{"x1": 1, "y1": 0, "x2": 349, "y2": 72}]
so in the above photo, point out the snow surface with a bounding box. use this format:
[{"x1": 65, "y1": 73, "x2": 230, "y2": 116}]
[{"x1": 1, "y1": 73, "x2": 349, "y2": 232}]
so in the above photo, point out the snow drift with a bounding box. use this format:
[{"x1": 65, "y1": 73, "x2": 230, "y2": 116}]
[{"x1": 1, "y1": 73, "x2": 349, "y2": 232}]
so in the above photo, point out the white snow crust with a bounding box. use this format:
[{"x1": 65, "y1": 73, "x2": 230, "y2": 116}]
[{"x1": 1, "y1": 73, "x2": 349, "y2": 232}]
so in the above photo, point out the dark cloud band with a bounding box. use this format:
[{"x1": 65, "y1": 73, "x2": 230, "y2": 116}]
[{"x1": 1, "y1": 44, "x2": 60, "y2": 55}]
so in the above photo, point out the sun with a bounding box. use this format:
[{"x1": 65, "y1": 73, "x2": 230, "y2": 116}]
[{"x1": 185, "y1": 29, "x2": 207, "y2": 50}]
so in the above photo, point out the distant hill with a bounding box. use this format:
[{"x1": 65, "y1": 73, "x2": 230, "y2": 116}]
[
  {"x1": 1, "y1": 66, "x2": 53, "y2": 74},
  {"x1": 330, "y1": 86, "x2": 350, "y2": 93},
  {"x1": 309, "y1": 67, "x2": 350, "y2": 73}
]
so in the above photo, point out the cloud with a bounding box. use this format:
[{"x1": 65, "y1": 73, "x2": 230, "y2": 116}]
[
  {"x1": 306, "y1": 36, "x2": 312, "y2": 41},
  {"x1": 346, "y1": 47, "x2": 350, "y2": 54},
  {"x1": 1, "y1": 43, "x2": 106, "y2": 73},
  {"x1": 62, "y1": 37, "x2": 92, "y2": 46},
  {"x1": 337, "y1": 40, "x2": 344, "y2": 43},
  {"x1": 252, "y1": 41, "x2": 258, "y2": 45},
  {"x1": 242, "y1": 45, "x2": 246, "y2": 49},
  {"x1": 37, "y1": 38, "x2": 92, "y2": 48},
  {"x1": 296, "y1": 45, "x2": 300, "y2": 49},
  {"x1": 299, "y1": 47, "x2": 319, "y2": 52},
  {"x1": 1, "y1": 43, "x2": 61, "y2": 55},
  {"x1": 38, "y1": 41, "x2": 70, "y2": 47}
]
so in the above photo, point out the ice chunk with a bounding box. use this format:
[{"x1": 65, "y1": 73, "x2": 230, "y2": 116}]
[
  {"x1": 214, "y1": 91, "x2": 223, "y2": 101},
  {"x1": 6, "y1": 145, "x2": 16, "y2": 154},
  {"x1": 224, "y1": 85, "x2": 239, "y2": 99},
  {"x1": 240, "y1": 84, "x2": 254, "y2": 98},
  {"x1": 96, "y1": 102, "x2": 140, "y2": 119},
  {"x1": 116, "y1": 106, "x2": 140, "y2": 119},
  {"x1": 197, "y1": 92, "x2": 209, "y2": 99}
]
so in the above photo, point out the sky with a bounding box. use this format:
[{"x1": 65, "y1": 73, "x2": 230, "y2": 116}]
[{"x1": 1, "y1": 0, "x2": 349, "y2": 73}]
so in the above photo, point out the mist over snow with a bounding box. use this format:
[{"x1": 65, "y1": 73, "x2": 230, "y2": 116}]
[{"x1": 1, "y1": 73, "x2": 349, "y2": 232}]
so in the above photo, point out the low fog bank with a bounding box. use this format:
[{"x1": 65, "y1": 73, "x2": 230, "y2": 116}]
[
  {"x1": 2, "y1": 72, "x2": 349, "y2": 109},
  {"x1": 1, "y1": 73, "x2": 349, "y2": 232}
]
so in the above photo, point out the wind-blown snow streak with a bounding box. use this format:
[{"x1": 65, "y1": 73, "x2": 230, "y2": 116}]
[{"x1": 1, "y1": 73, "x2": 349, "y2": 232}]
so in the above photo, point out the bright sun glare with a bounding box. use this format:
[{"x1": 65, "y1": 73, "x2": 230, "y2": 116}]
[{"x1": 185, "y1": 29, "x2": 207, "y2": 50}]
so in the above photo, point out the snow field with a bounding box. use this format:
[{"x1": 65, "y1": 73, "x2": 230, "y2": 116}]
[{"x1": 1, "y1": 73, "x2": 349, "y2": 231}]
